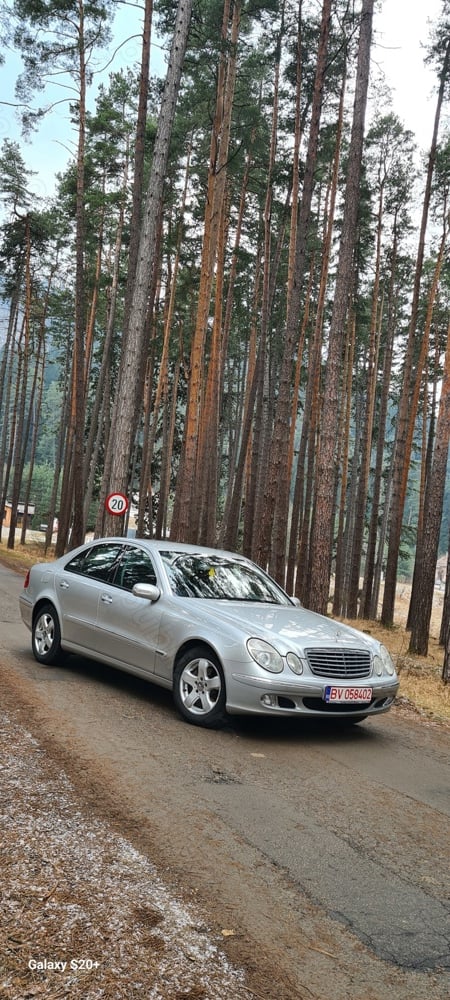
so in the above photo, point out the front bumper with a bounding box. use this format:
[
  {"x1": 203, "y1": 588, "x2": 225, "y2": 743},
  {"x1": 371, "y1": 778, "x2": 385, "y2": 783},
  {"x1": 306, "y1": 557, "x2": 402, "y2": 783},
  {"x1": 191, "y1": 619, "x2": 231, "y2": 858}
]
[{"x1": 226, "y1": 670, "x2": 399, "y2": 718}]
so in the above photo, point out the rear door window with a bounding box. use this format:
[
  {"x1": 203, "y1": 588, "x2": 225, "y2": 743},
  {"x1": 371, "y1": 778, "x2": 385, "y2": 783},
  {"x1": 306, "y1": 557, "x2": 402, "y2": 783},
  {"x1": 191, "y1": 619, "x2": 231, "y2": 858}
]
[{"x1": 65, "y1": 543, "x2": 124, "y2": 582}]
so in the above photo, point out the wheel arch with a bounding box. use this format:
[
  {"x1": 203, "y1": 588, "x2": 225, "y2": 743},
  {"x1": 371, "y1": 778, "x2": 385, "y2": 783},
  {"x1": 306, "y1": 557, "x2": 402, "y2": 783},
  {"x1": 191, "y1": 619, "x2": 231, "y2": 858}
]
[
  {"x1": 32, "y1": 597, "x2": 59, "y2": 628},
  {"x1": 173, "y1": 638, "x2": 223, "y2": 674}
]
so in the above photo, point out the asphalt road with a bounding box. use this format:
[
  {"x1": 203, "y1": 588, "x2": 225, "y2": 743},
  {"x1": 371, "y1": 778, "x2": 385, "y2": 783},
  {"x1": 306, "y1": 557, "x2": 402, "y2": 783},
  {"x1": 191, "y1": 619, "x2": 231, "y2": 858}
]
[{"x1": 1, "y1": 561, "x2": 449, "y2": 1000}]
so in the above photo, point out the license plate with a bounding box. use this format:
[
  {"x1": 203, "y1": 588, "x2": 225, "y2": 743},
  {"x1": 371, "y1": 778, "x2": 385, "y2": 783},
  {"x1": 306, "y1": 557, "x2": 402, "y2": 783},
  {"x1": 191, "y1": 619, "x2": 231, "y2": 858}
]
[{"x1": 324, "y1": 686, "x2": 373, "y2": 704}]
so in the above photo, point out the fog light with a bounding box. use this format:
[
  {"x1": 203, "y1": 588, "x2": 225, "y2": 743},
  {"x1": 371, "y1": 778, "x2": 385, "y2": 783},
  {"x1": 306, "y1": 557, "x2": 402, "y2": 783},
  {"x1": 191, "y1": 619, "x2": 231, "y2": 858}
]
[{"x1": 261, "y1": 694, "x2": 277, "y2": 707}]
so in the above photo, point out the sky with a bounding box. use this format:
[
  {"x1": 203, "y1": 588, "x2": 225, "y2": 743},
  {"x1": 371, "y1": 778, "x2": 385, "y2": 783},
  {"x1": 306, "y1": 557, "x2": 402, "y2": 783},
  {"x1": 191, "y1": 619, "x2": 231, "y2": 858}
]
[
  {"x1": 0, "y1": 2, "x2": 151, "y2": 201},
  {"x1": 0, "y1": 0, "x2": 445, "y2": 201},
  {"x1": 373, "y1": 0, "x2": 443, "y2": 149}
]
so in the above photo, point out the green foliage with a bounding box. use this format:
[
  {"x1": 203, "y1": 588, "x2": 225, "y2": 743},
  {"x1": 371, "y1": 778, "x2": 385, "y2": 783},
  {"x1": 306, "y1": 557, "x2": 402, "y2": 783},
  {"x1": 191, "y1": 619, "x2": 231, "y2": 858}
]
[
  {"x1": 426, "y1": 0, "x2": 450, "y2": 90},
  {"x1": 0, "y1": 140, "x2": 34, "y2": 213},
  {"x1": 9, "y1": 0, "x2": 115, "y2": 132},
  {"x1": 19, "y1": 463, "x2": 61, "y2": 526}
]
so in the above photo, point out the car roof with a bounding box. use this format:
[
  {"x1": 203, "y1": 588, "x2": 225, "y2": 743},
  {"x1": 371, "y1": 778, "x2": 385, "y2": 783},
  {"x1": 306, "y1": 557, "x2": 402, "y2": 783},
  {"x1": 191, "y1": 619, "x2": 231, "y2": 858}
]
[{"x1": 80, "y1": 537, "x2": 248, "y2": 560}]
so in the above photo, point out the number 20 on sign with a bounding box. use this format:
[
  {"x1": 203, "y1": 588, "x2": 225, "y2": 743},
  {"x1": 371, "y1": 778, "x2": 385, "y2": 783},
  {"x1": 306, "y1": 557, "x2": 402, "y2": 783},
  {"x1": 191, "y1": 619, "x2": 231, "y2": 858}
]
[{"x1": 105, "y1": 492, "x2": 129, "y2": 516}]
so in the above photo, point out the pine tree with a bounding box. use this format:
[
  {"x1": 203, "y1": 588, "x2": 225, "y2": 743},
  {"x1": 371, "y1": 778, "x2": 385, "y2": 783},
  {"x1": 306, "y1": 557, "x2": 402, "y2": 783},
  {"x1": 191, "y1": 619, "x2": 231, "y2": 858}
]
[{"x1": 308, "y1": 0, "x2": 375, "y2": 614}]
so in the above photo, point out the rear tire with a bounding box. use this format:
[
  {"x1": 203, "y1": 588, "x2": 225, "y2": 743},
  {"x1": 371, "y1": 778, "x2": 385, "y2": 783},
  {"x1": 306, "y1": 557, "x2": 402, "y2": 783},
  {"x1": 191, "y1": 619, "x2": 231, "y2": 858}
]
[
  {"x1": 32, "y1": 603, "x2": 62, "y2": 665},
  {"x1": 173, "y1": 645, "x2": 227, "y2": 727}
]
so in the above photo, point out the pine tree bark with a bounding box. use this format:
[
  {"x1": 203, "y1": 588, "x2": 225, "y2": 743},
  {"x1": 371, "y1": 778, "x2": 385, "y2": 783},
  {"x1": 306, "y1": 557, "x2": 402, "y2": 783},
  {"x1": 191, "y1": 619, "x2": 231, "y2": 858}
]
[
  {"x1": 170, "y1": 0, "x2": 240, "y2": 542},
  {"x1": 99, "y1": 0, "x2": 193, "y2": 537},
  {"x1": 7, "y1": 216, "x2": 31, "y2": 549},
  {"x1": 261, "y1": 0, "x2": 333, "y2": 583},
  {"x1": 123, "y1": 0, "x2": 153, "y2": 330},
  {"x1": 381, "y1": 37, "x2": 450, "y2": 625},
  {"x1": 409, "y1": 319, "x2": 450, "y2": 655},
  {"x1": 136, "y1": 146, "x2": 191, "y2": 539},
  {"x1": 196, "y1": 194, "x2": 229, "y2": 543},
  {"x1": 69, "y1": 2, "x2": 88, "y2": 549},
  {"x1": 361, "y1": 223, "x2": 399, "y2": 618},
  {"x1": 346, "y1": 183, "x2": 383, "y2": 616},
  {"x1": 332, "y1": 313, "x2": 356, "y2": 615},
  {"x1": 286, "y1": 64, "x2": 346, "y2": 596},
  {"x1": 308, "y1": 0, "x2": 374, "y2": 614}
]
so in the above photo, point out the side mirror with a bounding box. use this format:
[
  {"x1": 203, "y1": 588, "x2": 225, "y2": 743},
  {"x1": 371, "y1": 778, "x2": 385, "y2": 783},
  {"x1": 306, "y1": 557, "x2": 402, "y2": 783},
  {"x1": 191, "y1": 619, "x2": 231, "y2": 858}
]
[
  {"x1": 290, "y1": 596, "x2": 301, "y2": 607},
  {"x1": 132, "y1": 583, "x2": 161, "y2": 602}
]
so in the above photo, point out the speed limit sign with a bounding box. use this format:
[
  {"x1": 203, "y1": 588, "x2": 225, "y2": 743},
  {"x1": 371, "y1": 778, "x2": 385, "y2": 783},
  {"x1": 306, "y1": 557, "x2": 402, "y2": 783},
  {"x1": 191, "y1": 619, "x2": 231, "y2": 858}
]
[{"x1": 105, "y1": 492, "x2": 129, "y2": 516}]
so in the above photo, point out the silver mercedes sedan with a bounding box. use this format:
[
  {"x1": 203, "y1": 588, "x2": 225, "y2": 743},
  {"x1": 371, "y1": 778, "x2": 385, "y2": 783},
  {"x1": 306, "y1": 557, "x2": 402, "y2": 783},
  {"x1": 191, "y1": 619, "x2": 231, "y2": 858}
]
[{"x1": 19, "y1": 538, "x2": 399, "y2": 727}]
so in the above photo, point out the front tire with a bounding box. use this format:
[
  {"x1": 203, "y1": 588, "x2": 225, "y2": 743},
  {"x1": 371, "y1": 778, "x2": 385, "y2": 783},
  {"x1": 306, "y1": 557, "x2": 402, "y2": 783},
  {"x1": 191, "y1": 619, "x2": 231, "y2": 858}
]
[
  {"x1": 173, "y1": 645, "x2": 227, "y2": 727},
  {"x1": 32, "y1": 603, "x2": 62, "y2": 665}
]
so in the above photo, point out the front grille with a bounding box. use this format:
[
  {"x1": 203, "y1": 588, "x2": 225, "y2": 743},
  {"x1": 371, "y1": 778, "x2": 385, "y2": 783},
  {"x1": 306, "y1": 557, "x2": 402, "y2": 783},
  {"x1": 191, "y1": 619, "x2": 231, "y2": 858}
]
[{"x1": 305, "y1": 647, "x2": 371, "y2": 679}]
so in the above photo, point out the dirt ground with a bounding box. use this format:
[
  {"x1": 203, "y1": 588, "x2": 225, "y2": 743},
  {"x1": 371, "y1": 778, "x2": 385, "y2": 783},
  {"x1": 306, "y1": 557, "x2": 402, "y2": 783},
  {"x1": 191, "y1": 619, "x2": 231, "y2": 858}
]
[
  {"x1": 344, "y1": 581, "x2": 450, "y2": 724},
  {"x1": 0, "y1": 545, "x2": 449, "y2": 1000},
  {"x1": 0, "y1": 678, "x2": 252, "y2": 1000},
  {"x1": 0, "y1": 544, "x2": 253, "y2": 998},
  {"x1": 1, "y1": 650, "x2": 448, "y2": 1000}
]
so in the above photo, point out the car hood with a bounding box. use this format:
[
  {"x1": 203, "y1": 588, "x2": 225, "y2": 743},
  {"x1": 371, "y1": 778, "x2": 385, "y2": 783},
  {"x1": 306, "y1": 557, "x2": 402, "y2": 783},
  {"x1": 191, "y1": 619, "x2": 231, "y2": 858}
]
[{"x1": 181, "y1": 600, "x2": 377, "y2": 653}]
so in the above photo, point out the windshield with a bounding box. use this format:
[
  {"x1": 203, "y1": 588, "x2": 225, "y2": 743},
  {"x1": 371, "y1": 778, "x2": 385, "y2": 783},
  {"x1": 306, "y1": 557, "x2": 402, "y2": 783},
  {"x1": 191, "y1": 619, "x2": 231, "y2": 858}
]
[{"x1": 159, "y1": 551, "x2": 290, "y2": 603}]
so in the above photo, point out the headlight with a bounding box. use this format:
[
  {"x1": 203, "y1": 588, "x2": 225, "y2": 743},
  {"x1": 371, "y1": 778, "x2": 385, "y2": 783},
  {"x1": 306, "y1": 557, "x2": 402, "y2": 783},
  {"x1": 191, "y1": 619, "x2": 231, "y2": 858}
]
[
  {"x1": 374, "y1": 644, "x2": 395, "y2": 677},
  {"x1": 380, "y1": 644, "x2": 395, "y2": 675},
  {"x1": 286, "y1": 652, "x2": 303, "y2": 675},
  {"x1": 373, "y1": 656, "x2": 383, "y2": 676},
  {"x1": 247, "y1": 638, "x2": 284, "y2": 673}
]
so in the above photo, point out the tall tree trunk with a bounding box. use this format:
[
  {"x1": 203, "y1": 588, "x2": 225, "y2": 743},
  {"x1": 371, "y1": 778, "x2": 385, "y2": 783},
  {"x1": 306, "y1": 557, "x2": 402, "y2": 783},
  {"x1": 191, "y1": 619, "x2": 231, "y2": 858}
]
[
  {"x1": 332, "y1": 313, "x2": 356, "y2": 615},
  {"x1": 0, "y1": 298, "x2": 20, "y2": 543},
  {"x1": 136, "y1": 142, "x2": 192, "y2": 538},
  {"x1": 308, "y1": 0, "x2": 374, "y2": 614},
  {"x1": 197, "y1": 193, "x2": 229, "y2": 543},
  {"x1": 123, "y1": 0, "x2": 153, "y2": 330},
  {"x1": 7, "y1": 216, "x2": 31, "y2": 549},
  {"x1": 21, "y1": 265, "x2": 55, "y2": 545},
  {"x1": 346, "y1": 186, "x2": 384, "y2": 617},
  {"x1": 261, "y1": 0, "x2": 333, "y2": 583},
  {"x1": 155, "y1": 360, "x2": 180, "y2": 539},
  {"x1": 248, "y1": 9, "x2": 285, "y2": 566},
  {"x1": 382, "y1": 222, "x2": 446, "y2": 623},
  {"x1": 45, "y1": 339, "x2": 72, "y2": 552},
  {"x1": 20, "y1": 340, "x2": 45, "y2": 544},
  {"x1": 55, "y1": 327, "x2": 76, "y2": 557},
  {"x1": 361, "y1": 222, "x2": 399, "y2": 618},
  {"x1": 221, "y1": 255, "x2": 261, "y2": 551},
  {"x1": 286, "y1": 63, "x2": 346, "y2": 596},
  {"x1": 87, "y1": 160, "x2": 129, "y2": 532},
  {"x1": 170, "y1": 0, "x2": 240, "y2": 542},
  {"x1": 381, "y1": 37, "x2": 450, "y2": 625},
  {"x1": 409, "y1": 318, "x2": 450, "y2": 655},
  {"x1": 70, "y1": 0, "x2": 88, "y2": 549},
  {"x1": 99, "y1": 0, "x2": 193, "y2": 538},
  {"x1": 406, "y1": 346, "x2": 439, "y2": 633},
  {"x1": 216, "y1": 134, "x2": 255, "y2": 541}
]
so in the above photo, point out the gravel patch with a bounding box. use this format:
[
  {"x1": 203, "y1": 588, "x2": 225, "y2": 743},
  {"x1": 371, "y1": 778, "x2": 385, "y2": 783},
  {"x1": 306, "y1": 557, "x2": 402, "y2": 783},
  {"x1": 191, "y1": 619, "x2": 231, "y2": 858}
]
[{"x1": 0, "y1": 712, "x2": 250, "y2": 1000}]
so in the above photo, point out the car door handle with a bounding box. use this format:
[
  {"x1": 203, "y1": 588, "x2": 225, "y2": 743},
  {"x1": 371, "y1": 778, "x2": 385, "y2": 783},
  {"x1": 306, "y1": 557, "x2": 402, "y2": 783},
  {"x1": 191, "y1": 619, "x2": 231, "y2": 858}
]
[
  {"x1": 100, "y1": 594, "x2": 113, "y2": 604},
  {"x1": 59, "y1": 581, "x2": 69, "y2": 590}
]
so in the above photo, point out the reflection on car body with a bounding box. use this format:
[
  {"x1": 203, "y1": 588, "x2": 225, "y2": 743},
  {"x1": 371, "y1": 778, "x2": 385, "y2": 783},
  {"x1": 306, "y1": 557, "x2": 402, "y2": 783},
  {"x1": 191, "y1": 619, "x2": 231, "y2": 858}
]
[{"x1": 19, "y1": 538, "x2": 399, "y2": 728}]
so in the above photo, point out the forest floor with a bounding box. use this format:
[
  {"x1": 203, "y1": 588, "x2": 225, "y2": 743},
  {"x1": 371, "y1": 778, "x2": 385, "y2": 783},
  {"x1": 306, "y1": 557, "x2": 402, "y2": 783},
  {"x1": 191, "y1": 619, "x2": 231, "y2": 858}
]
[{"x1": 343, "y1": 582, "x2": 450, "y2": 724}]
